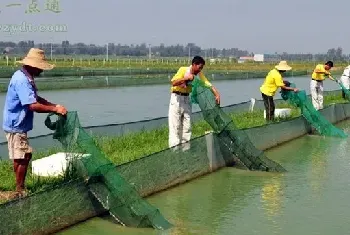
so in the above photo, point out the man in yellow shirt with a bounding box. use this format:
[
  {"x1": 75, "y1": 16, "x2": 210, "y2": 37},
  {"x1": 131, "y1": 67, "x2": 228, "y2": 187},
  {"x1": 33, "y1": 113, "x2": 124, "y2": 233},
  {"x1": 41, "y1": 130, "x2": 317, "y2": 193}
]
[
  {"x1": 310, "y1": 61, "x2": 335, "y2": 110},
  {"x1": 260, "y1": 61, "x2": 298, "y2": 122},
  {"x1": 168, "y1": 56, "x2": 220, "y2": 150}
]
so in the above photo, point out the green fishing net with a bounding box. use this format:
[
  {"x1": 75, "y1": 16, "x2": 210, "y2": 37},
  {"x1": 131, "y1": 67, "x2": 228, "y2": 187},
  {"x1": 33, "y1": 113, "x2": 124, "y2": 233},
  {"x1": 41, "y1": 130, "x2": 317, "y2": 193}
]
[
  {"x1": 44, "y1": 112, "x2": 172, "y2": 230},
  {"x1": 280, "y1": 82, "x2": 347, "y2": 138},
  {"x1": 190, "y1": 78, "x2": 286, "y2": 172},
  {"x1": 338, "y1": 81, "x2": 350, "y2": 101}
]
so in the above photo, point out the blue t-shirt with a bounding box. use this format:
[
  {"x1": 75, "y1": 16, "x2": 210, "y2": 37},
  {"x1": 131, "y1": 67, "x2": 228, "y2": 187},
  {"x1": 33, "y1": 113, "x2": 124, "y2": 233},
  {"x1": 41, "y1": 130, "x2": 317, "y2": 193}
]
[{"x1": 2, "y1": 69, "x2": 37, "y2": 133}]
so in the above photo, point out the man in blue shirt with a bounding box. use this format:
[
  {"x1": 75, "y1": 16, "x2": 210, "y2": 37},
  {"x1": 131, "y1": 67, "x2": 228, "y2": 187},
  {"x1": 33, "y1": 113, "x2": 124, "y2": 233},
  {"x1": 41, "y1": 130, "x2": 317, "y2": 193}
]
[{"x1": 3, "y1": 48, "x2": 67, "y2": 197}]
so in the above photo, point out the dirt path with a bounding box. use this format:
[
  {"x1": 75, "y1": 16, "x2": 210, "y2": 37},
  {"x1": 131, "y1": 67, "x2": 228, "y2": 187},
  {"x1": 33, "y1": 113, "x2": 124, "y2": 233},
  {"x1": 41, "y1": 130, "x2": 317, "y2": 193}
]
[{"x1": 0, "y1": 191, "x2": 18, "y2": 203}]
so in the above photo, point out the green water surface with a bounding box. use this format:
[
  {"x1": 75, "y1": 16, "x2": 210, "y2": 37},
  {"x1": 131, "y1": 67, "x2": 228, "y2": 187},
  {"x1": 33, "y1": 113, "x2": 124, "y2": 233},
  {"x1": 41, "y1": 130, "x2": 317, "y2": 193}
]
[{"x1": 57, "y1": 121, "x2": 350, "y2": 235}]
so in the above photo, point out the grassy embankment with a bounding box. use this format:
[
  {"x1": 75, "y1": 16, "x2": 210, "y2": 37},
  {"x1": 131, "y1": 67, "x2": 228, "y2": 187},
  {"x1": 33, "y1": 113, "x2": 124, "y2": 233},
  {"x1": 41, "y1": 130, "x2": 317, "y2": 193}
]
[
  {"x1": 0, "y1": 60, "x2": 346, "y2": 92},
  {"x1": 0, "y1": 57, "x2": 348, "y2": 71},
  {"x1": 0, "y1": 92, "x2": 346, "y2": 202}
]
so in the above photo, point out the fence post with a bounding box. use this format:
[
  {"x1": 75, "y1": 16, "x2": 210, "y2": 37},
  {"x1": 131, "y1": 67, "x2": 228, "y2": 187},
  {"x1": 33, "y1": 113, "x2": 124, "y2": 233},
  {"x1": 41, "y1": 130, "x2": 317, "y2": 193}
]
[
  {"x1": 206, "y1": 131, "x2": 227, "y2": 173},
  {"x1": 205, "y1": 131, "x2": 215, "y2": 171}
]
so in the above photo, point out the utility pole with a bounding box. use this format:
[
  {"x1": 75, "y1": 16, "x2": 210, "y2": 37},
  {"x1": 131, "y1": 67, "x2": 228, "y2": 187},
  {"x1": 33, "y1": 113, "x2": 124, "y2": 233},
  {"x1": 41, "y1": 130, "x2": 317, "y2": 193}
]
[
  {"x1": 148, "y1": 44, "x2": 151, "y2": 60},
  {"x1": 188, "y1": 46, "x2": 191, "y2": 62},
  {"x1": 106, "y1": 43, "x2": 109, "y2": 61},
  {"x1": 50, "y1": 43, "x2": 53, "y2": 60}
]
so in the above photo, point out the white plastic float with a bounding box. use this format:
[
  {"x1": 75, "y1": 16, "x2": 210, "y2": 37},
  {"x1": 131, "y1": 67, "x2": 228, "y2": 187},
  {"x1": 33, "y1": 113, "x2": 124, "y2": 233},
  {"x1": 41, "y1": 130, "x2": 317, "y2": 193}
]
[
  {"x1": 32, "y1": 152, "x2": 90, "y2": 177},
  {"x1": 264, "y1": 108, "x2": 292, "y2": 119},
  {"x1": 249, "y1": 98, "x2": 292, "y2": 119}
]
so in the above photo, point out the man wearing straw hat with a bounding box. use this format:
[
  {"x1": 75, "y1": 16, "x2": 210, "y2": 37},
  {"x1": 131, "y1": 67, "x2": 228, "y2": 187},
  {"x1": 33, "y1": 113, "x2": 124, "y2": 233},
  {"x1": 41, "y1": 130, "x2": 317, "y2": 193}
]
[
  {"x1": 310, "y1": 61, "x2": 335, "y2": 110},
  {"x1": 260, "y1": 61, "x2": 299, "y2": 122},
  {"x1": 2, "y1": 48, "x2": 67, "y2": 197}
]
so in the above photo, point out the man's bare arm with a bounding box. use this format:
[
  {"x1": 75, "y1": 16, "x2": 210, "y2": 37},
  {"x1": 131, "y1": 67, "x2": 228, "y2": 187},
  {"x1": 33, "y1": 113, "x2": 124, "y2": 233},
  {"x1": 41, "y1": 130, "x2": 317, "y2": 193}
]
[
  {"x1": 29, "y1": 99, "x2": 67, "y2": 115},
  {"x1": 314, "y1": 69, "x2": 326, "y2": 74},
  {"x1": 281, "y1": 86, "x2": 298, "y2": 92},
  {"x1": 37, "y1": 96, "x2": 56, "y2": 107},
  {"x1": 211, "y1": 86, "x2": 221, "y2": 104},
  {"x1": 171, "y1": 75, "x2": 193, "y2": 86},
  {"x1": 28, "y1": 102, "x2": 58, "y2": 113}
]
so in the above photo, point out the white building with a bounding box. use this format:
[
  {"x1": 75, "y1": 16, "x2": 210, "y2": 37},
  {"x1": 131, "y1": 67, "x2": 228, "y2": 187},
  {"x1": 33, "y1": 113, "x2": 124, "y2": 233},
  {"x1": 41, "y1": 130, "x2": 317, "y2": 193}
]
[{"x1": 253, "y1": 54, "x2": 264, "y2": 62}]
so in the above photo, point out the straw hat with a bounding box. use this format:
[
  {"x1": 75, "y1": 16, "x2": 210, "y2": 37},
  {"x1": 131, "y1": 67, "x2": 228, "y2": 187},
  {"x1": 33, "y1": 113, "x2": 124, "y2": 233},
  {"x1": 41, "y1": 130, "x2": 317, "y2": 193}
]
[
  {"x1": 275, "y1": 61, "x2": 292, "y2": 71},
  {"x1": 17, "y1": 48, "x2": 54, "y2": 70}
]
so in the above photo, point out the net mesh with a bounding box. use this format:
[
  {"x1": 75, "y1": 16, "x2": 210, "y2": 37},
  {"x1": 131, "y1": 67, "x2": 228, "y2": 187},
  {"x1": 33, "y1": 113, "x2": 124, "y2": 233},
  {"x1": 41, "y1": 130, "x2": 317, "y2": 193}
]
[
  {"x1": 190, "y1": 78, "x2": 286, "y2": 172},
  {"x1": 280, "y1": 82, "x2": 347, "y2": 138},
  {"x1": 44, "y1": 112, "x2": 172, "y2": 230},
  {"x1": 0, "y1": 131, "x2": 234, "y2": 234},
  {"x1": 338, "y1": 81, "x2": 350, "y2": 101}
]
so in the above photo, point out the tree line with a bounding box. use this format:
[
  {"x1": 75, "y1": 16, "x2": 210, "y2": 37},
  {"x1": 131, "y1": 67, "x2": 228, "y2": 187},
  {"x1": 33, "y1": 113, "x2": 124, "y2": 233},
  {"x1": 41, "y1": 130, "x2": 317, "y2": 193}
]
[{"x1": 0, "y1": 40, "x2": 348, "y2": 61}]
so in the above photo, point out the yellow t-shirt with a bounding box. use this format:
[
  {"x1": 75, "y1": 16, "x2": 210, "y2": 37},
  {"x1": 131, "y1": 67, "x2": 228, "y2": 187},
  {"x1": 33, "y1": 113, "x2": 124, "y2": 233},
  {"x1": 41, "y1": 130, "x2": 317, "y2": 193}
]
[
  {"x1": 260, "y1": 69, "x2": 285, "y2": 97},
  {"x1": 170, "y1": 66, "x2": 212, "y2": 93},
  {"x1": 311, "y1": 64, "x2": 330, "y2": 81}
]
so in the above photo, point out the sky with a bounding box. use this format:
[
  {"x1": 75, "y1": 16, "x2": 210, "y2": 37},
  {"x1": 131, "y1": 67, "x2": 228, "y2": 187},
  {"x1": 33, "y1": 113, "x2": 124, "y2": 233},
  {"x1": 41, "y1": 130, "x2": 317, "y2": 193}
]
[{"x1": 0, "y1": 0, "x2": 349, "y2": 54}]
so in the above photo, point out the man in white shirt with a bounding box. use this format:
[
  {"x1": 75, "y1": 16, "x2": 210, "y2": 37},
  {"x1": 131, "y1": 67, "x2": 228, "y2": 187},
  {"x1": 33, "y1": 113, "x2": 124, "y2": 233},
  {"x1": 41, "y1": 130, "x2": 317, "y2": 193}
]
[{"x1": 340, "y1": 65, "x2": 350, "y2": 99}]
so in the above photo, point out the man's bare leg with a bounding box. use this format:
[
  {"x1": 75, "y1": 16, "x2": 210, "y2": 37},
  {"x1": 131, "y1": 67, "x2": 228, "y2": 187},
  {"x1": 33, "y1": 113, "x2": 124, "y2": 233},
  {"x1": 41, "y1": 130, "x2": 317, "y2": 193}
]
[{"x1": 14, "y1": 153, "x2": 31, "y2": 196}]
